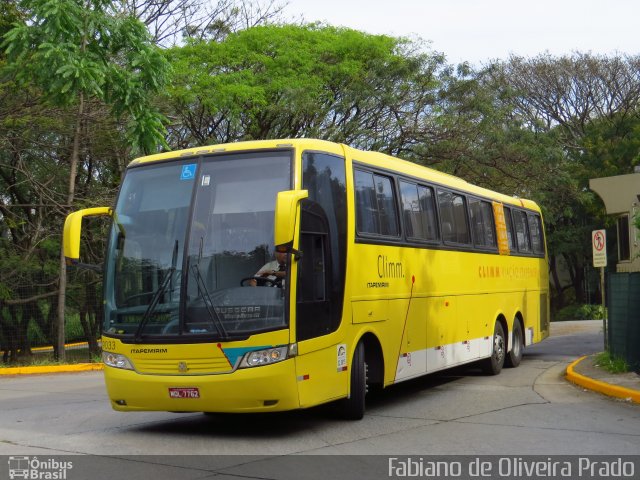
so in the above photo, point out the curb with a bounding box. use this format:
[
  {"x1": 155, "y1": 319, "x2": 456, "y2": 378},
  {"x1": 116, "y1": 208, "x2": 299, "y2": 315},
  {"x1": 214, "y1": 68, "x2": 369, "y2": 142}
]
[
  {"x1": 2, "y1": 341, "x2": 103, "y2": 375},
  {"x1": 0, "y1": 363, "x2": 103, "y2": 376},
  {"x1": 566, "y1": 356, "x2": 640, "y2": 404},
  {"x1": 31, "y1": 341, "x2": 92, "y2": 353}
]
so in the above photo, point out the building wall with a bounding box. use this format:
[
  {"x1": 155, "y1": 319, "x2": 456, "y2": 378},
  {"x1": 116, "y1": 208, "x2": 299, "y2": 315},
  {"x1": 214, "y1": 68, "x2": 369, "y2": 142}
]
[{"x1": 589, "y1": 173, "x2": 640, "y2": 273}]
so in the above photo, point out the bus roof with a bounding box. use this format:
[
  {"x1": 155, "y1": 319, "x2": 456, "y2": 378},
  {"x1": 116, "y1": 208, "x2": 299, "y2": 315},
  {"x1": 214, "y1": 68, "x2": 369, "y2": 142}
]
[{"x1": 129, "y1": 138, "x2": 540, "y2": 212}]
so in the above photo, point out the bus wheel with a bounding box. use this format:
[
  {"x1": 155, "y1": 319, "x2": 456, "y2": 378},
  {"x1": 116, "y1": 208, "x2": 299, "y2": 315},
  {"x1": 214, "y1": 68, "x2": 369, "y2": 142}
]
[
  {"x1": 340, "y1": 342, "x2": 367, "y2": 420},
  {"x1": 482, "y1": 321, "x2": 505, "y2": 375},
  {"x1": 505, "y1": 319, "x2": 524, "y2": 368}
]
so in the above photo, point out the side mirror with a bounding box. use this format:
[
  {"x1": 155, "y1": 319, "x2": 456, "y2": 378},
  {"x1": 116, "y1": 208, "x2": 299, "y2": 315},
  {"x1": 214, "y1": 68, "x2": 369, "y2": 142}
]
[
  {"x1": 63, "y1": 207, "x2": 112, "y2": 265},
  {"x1": 274, "y1": 190, "x2": 308, "y2": 252}
]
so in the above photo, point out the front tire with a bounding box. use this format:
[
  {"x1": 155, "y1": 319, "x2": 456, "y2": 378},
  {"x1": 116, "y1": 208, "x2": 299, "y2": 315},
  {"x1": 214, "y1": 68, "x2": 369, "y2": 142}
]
[
  {"x1": 340, "y1": 342, "x2": 367, "y2": 420},
  {"x1": 505, "y1": 319, "x2": 524, "y2": 368},
  {"x1": 482, "y1": 321, "x2": 505, "y2": 375}
]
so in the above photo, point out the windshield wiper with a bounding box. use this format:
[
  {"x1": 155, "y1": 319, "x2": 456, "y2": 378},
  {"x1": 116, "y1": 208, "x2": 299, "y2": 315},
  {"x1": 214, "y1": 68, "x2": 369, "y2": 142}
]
[
  {"x1": 134, "y1": 240, "x2": 178, "y2": 342},
  {"x1": 189, "y1": 260, "x2": 228, "y2": 340}
]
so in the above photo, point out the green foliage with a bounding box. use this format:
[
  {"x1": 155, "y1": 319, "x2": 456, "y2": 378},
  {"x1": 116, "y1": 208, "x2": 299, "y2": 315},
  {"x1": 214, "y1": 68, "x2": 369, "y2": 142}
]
[
  {"x1": 476, "y1": 54, "x2": 640, "y2": 308},
  {"x1": 0, "y1": 3, "x2": 18, "y2": 40},
  {"x1": 165, "y1": 24, "x2": 445, "y2": 151},
  {"x1": 26, "y1": 311, "x2": 85, "y2": 346},
  {"x1": 555, "y1": 304, "x2": 606, "y2": 322},
  {"x1": 1, "y1": 1, "x2": 170, "y2": 361},
  {"x1": 580, "y1": 113, "x2": 640, "y2": 177},
  {"x1": 594, "y1": 351, "x2": 629, "y2": 374},
  {"x1": 1, "y1": 9, "x2": 640, "y2": 363},
  {"x1": 2, "y1": 0, "x2": 170, "y2": 153}
]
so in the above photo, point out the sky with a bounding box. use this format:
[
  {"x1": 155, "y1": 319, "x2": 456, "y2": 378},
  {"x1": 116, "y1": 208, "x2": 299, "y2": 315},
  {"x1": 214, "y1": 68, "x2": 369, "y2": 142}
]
[{"x1": 283, "y1": 0, "x2": 639, "y2": 65}]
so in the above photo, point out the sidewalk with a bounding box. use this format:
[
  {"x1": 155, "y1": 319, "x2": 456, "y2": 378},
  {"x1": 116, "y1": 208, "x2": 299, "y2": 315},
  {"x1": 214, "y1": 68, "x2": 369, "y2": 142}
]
[{"x1": 566, "y1": 354, "x2": 640, "y2": 404}]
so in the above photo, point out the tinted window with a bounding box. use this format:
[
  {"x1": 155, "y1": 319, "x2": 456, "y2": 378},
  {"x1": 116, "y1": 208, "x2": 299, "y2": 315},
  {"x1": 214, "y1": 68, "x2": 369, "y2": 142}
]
[
  {"x1": 399, "y1": 181, "x2": 438, "y2": 241},
  {"x1": 469, "y1": 198, "x2": 496, "y2": 248},
  {"x1": 618, "y1": 215, "x2": 630, "y2": 261},
  {"x1": 437, "y1": 189, "x2": 470, "y2": 244},
  {"x1": 527, "y1": 213, "x2": 545, "y2": 255},
  {"x1": 300, "y1": 152, "x2": 348, "y2": 340},
  {"x1": 503, "y1": 207, "x2": 516, "y2": 251},
  {"x1": 355, "y1": 169, "x2": 399, "y2": 237},
  {"x1": 513, "y1": 210, "x2": 531, "y2": 252}
]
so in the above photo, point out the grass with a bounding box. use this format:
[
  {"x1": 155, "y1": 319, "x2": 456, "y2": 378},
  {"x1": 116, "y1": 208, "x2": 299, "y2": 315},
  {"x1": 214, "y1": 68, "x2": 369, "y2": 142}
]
[
  {"x1": 554, "y1": 303, "x2": 606, "y2": 321},
  {"x1": 1, "y1": 347, "x2": 101, "y2": 368},
  {"x1": 594, "y1": 351, "x2": 630, "y2": 374}
]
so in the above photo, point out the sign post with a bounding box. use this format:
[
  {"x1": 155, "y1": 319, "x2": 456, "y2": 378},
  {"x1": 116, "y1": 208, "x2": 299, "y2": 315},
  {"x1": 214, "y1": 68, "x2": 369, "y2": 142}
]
[{"x1": 592, "y1": 229, "x2": 607, "y2": 349}]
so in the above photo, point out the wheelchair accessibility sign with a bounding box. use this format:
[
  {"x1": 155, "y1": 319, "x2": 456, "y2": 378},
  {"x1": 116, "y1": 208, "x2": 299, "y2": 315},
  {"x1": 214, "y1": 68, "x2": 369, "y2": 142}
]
[{"x1": 180, "y1": 164, "x2": 197, "y2": 180}]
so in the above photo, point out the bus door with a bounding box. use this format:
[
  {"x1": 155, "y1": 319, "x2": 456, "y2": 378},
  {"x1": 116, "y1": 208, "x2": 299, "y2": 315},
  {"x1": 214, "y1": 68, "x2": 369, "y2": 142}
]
[
  {"x1": 294, "y1": 200, "x2": 347, "y2": 406},
  {"x1": 294, "y1": 152, "x2": 349, "y2": 407}
]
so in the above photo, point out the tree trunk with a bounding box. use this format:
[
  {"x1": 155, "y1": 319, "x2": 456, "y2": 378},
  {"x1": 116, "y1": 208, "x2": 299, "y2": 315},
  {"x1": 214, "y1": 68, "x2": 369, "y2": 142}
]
[{"x1": 56, "y1": 93, "x2": 84, "y2": 362}]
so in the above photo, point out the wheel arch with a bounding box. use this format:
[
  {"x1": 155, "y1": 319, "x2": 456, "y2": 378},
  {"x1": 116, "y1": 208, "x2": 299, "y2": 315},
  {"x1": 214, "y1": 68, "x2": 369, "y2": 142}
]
[
  {"x1": 356, "y1": 331, "x2": 384, "y2": 389},
  {"x1": 496, "y1": 312, "x2": 509, "y2": 347}
]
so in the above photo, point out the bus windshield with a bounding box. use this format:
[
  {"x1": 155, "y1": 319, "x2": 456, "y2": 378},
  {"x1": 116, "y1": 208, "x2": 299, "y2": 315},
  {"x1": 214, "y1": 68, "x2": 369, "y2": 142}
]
[{"x1": 103, "y1": 151, "x2": 292, "y2": 341}]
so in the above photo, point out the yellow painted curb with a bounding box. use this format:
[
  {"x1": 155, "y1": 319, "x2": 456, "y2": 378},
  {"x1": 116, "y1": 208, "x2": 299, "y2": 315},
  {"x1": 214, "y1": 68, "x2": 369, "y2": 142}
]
[
  {"x1": 566, "y1": 356, "x2": 640, "y2": 404},
  {"x1": 31, "y1": 341, "x2": 90, "y2": 353},
  {"x1": 0, "y1": 363, "x2": 104, "y2": 376}
]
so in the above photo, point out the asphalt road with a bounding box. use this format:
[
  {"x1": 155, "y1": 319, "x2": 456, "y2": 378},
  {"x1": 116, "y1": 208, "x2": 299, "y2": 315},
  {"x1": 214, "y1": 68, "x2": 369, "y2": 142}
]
[{"x1": 1, "y1": 320, "x2": 638, "y2": 479}]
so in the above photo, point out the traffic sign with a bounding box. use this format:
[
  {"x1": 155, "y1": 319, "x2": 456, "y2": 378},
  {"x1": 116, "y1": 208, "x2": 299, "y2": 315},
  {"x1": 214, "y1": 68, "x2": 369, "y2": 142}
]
[{"x1": 592, "y1": 229, "x2": 607, "y2": 267}]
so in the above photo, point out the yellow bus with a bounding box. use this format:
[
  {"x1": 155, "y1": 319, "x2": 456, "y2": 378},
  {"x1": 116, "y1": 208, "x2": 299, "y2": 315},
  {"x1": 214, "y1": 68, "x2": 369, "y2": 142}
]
[{"x1": 64, "y1": 138, "x2": 549, "y2": 419}]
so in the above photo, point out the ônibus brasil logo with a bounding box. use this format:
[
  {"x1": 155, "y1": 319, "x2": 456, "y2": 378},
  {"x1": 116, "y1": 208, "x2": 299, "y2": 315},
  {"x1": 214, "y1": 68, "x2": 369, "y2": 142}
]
[{"x1": 8, "y1": 456, "x2": 73, "y2": 479}]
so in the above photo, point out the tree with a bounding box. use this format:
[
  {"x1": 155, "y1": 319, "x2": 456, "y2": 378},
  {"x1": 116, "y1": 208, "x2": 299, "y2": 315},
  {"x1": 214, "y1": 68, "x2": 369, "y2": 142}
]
[
  {"x1": 0, "y1": 1, "x2": 64, "y2": 362},
  {"x1": 479, "y1": 53, "x2": 640, "y2": 308},
  {"x1": 122, "y1": 0, "x2": 289, "y2": 46},
  {"x1": 421, "y1": 63, "x2": 562, "y2": 194},
  {"x1": 164, "y1": 24, "x2": 446, "y2": 154},
  {"x1": 2, "y1": 0, "x2": 170, "y2": 360}
]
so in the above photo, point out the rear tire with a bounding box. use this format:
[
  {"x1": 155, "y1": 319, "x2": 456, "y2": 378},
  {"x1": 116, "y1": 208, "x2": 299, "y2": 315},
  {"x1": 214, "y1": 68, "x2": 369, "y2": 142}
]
[
  {"x1": 482, "y1": 321, "x2": 505, "y2": 375},
  {"x1": 340, "y1": 342, "x2": 367, "y2": 420},
  {"x1": 505, "y1": 319, "x2": 524, "y2": 368}
]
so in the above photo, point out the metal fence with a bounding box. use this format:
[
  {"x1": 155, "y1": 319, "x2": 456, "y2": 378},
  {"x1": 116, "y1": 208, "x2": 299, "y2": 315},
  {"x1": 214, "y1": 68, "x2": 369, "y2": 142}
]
[{"x1": 608, "y1": 272, "x2": 640, "y2": 372}]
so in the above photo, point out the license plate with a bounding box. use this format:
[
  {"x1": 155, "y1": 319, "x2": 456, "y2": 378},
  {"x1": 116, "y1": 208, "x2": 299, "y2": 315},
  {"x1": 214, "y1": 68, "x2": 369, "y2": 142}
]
[{"x1": 169, "y1": 387, "x2": 200, "y2": 399}]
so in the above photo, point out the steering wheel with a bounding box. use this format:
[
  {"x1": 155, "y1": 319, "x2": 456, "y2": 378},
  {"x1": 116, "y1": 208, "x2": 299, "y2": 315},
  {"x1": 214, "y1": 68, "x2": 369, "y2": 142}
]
[
  {"x1": 240, "y1": 276, "x2": 279, "y2": 287},
  {"x1": 161, "y1": 318, "x2": 180, "y2": 334}
]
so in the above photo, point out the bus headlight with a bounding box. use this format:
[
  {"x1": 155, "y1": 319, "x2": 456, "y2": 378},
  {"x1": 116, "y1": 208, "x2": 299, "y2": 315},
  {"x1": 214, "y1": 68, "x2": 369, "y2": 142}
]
[
  {"x1": 239, "y1": 346, "x2": 289, "y2": 368},
  {"x1": 102, "y1": 352, "x2": 134, "y2": 370}
]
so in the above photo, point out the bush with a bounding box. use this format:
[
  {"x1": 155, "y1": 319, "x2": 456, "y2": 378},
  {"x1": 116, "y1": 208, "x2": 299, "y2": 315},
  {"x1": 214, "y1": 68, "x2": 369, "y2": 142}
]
[{"x1": 554, "y1": 304, "x2": 606, "y2": 322}]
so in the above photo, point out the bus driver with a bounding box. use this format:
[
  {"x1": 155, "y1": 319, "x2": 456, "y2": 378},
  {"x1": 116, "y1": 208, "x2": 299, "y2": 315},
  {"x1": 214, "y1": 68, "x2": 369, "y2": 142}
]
[{"x1": 249, "y1": 250, "x2": 287, "y2": 287}]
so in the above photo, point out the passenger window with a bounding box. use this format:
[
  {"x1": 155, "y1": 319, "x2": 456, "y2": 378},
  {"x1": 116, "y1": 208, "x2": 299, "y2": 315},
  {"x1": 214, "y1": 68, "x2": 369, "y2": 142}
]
[
  {"x1": 503, "y1": 207, "x2": 516, "y2": 251},
  {"x1": 469, "y1": 198, "x2": 496, "y2": 248},
  {"x1": 527, "y1": 214, "x2": 544, "y2": 255},
  {"x1": 513, "y1": 210, "x2": 531, "y2": 252},
  {"x1": 437, "y1": 189, "x2": 470, "y2": 245},
  {"x1": 399, "y1": 181, "x2": 438, "y2": 241},
  {"x1": 355, "y1": 169, "x2": 399, "y2": 237}
]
